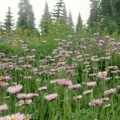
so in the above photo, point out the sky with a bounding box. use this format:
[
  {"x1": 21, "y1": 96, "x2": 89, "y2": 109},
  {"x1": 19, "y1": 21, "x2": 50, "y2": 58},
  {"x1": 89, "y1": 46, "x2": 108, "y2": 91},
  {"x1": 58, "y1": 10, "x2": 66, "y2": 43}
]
[{"x1": 0, "y1": 0, "x2": 91, "y2": 28}]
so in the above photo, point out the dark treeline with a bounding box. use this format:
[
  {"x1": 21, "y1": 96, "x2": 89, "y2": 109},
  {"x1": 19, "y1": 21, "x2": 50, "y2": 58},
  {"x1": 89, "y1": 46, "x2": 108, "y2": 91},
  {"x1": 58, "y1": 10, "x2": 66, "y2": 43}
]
[
  {"x1": 88, "y1": 0, "x2": 120, "y2": 34},
  {"x1": 0, "y1": 0, "x2": 120, "y2": 40}
]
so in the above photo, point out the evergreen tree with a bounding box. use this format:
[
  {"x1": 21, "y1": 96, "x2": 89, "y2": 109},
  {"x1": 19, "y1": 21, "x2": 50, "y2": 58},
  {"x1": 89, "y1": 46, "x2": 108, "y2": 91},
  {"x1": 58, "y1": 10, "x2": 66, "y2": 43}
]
[
  {"x1": 27, "y1": 4, "x2": 35, "y2": 30},
  {"x1": 88, "y1": 0, "x2": 120, "y2": 34},
  {"x1": 68, "y1": 10, "x2": 73, "y2": 27},
  {"x1": 42, "y1": 1, "x2": 51, "y2": 20},
  {"x1": 17, "y1": 0, "x2": 35, "y2": 31},
  {"x1": 88, "y1": 0, "x2": 101, "y2": 31},
  {"x1": 100, "y1": 0, "x2": 119, "y2": 34},
  {"x1": 100, "y1": 0, "x2": 120, "y2": 33},
  {"x1": 51, "y1": 0, "x2": 65, "y2": 21},
  {"x1": 49, "y1": 0, "x2": 69, "y2": 38},
  {"x1": 0, "y1": 22, "x2": 2, "y2": 31},
  {"x1": 100, "y1": 0, "x2": 114, "y2": 18},
  {"x1": 114, "y1": 0, "x2": 120, "y2": 32},
  {"x1": 76, "y1": 12, "x2": 83, "y2": 33},
  {"x1": 3, "y1": 7, "x2": 14, "y2": 33},
  {"x1": 0, "y1": 22, "x2": 3, "y2": 35},
  {"x1": 63, "y1": 4, "x2": 68, "y2": 22},
  {"x1": 40, "y1": 1, "x2": 51, "y2": 36},
  {"x1": 68, "y1": 10, "x2": 74, "y2": 33}
]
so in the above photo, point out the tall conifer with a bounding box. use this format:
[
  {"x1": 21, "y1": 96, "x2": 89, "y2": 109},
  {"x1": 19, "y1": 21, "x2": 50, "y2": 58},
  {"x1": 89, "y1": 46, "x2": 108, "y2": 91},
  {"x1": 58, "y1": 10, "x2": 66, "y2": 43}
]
[
  {"x1": 51, "y1": 0, "x2": 65, "y2": 21},
  {"x1": 68, "y1": 10, "x2": 74, "y2": 33},
  {"x1": 17, "y1": 0, "x2": 35, "y2": 30},
  {"x1": 3, "y1": 7, "x2": 14, "y2": 33},
  {"x1": 40, "y1": 1, "x2": 51, "y2": 36},
  {"x1": 76, "y1": 12, "x2": 83, "y2": 33}
]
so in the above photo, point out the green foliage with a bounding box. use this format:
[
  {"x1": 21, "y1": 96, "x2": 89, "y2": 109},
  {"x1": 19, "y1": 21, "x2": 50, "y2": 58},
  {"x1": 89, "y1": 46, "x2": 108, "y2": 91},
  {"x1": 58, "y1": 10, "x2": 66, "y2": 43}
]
[
  {"x1": 99, "y1": 0, "x2": 118, "y2": 34},
  {"x1": 40, "y1": 0, "x2": 71, "y2": 38},
  {"x1": 40, "y1": 19, "x2": 51, "y2": 37},
  {"x1": 48, "y1": 17, "x2": 69, "y2": 39},
  {"x1": 88, "y1": 0, "x2": 101, "y2": 29},
  {"x1": 17, "y1": 16, "x2": 28, "y2": 30},
  {"x1": 88, "y1": 0, "x2": 120, "y2": 34},
  {"x1": 113, "y1": 0, "x2": 120, "y2": 33},
  {"x1": 40, "y1": 0, "x2": 72, "y2": 39},
  {"x1": 100, "y1": 0, "x2": 114, "y2": 17},
  {"x1": 100, "y1": 16, "x2": 118, "y2": 34},
  {"x1": 0, "y1": 40, "x2": 22, "y2": 56}
]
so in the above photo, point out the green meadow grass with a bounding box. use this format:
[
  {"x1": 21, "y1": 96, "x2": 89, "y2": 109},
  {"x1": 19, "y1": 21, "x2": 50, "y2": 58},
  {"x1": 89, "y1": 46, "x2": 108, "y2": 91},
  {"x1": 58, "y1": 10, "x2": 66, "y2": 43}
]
[{"x1": 0, "y1": 36, "x2": 120, "y2": 120}]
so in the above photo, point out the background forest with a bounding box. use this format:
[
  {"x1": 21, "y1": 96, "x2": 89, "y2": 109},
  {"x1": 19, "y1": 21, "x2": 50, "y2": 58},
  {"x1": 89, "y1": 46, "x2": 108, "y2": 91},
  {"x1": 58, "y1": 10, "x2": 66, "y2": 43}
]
[{"x1": 0, "y1": 0, "x2": 120, "y2": 40}]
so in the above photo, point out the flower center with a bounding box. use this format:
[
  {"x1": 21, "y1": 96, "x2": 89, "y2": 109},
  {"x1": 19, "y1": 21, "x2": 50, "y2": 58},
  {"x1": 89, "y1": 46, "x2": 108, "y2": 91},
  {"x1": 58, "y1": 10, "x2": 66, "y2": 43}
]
[
  {"x1": 0, "y1": 81, "x2": 5, "y2": 85},
  {"x1": 0, "y1": 76, "x2": 5, "y2": 79},
  {"x1": 11, "y1": 117, "x2": 16, "y2": 120},
  {"x1": 24, "y1": 118, "x2": 29, "y2": 120}
]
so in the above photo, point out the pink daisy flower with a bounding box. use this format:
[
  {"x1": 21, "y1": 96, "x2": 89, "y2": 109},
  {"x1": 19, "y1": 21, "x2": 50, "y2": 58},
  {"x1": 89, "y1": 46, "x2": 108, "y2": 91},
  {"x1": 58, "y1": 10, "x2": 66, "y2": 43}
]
[
  {"x1": 0, "y1": 104, "x2": 8, "y2": 113},
  {"x1": 7, "y1": 84, "x2": 23, "y2": 94},
  {"x1": 44, "y1": 94, "x2": 58, "y2": 101},
  {"x1": 90, "y1": 99, "x2": 103, "y2": 106},
  {"x1": 68, "y1": 84, "x2": 81, "y2": 89},
  {"x1": 17, "y1": 93, "x2": 34, "y2": 99},
  {"x1": 104, "y1": 88, "x2": 116, "y2": 95},
  {"x1": 57, "y1": 79, "x2": 72, "y2": 86},
  {"x1": 73, "y1": 95, "x2": 82, "y2": 100},
  {"x1": 97, "y1": 71, "x2": 107, "y2": 78},
  {"x1": 83, "y1": 90, "x2": 93, "y2": 95},
  {"x1": 102, "y1": 97, "x2": 109, "y2": 101},
  {"x1": 85, "y1": 82, "x2": 96, "y2": 87},
  {"x1": 0, "y1": 113, "x2": 31, "y2": 120},
  {"x1": 0, "y1": 81, "x2": 9, "y2": 87},
  {"x1": 16, "y1": 99, "x2": 32, "y2": 106}
]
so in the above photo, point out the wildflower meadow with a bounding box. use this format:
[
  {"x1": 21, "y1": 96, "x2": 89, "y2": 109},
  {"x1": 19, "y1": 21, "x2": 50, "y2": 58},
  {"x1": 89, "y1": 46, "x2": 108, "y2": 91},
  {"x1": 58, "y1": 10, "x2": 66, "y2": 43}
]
[{"x1": 0, "y1": 34, "x2": 120, "y2": 120}]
